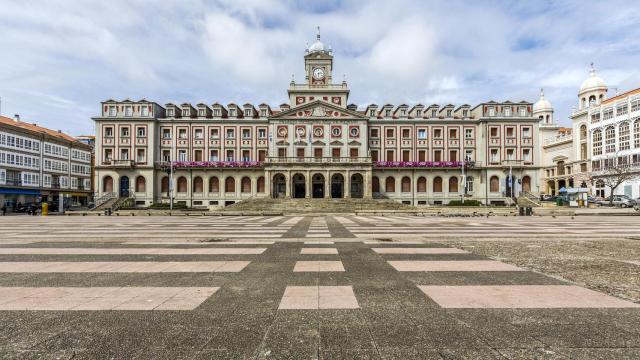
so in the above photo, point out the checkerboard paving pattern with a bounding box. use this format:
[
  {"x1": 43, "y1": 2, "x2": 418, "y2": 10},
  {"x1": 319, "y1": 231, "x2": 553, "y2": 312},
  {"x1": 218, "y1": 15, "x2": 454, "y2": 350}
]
[
  {"x1": 387, "y1": 260, "x2": 524, "y2": 272},
  {"x1": 372, "y1": 247, "x2": 468, "y2": 254},
  {"x1": 300, "y1": 248, "x2": 338, "y2": 255},
  {"x1": 0, "y1": 261, "x2": 251, "y2": 273},
  {"x1": 0, "y1": 248, "x2": 267, "y2": 255},
  {"x1": 278, "y1": 286, "x2": 359, "y2": 310}
]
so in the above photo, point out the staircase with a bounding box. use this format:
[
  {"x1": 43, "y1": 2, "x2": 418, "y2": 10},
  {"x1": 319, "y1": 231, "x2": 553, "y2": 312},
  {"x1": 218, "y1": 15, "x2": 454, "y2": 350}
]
[
  {"x1": 91, "y1": 193, "x2": 134, "y2": 212},
  {"x1": 517, "y1": 191, "x2": 542, "y2": 207},
  {"x1": 224, "y1": 197, "x2": 415, "y2": 214}
]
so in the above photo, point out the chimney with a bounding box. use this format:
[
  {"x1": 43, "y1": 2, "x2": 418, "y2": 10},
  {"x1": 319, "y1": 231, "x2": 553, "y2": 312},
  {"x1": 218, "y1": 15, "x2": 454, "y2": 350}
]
[{"x1": 13, "y1": 114, "x2": 20, "y2": 122}]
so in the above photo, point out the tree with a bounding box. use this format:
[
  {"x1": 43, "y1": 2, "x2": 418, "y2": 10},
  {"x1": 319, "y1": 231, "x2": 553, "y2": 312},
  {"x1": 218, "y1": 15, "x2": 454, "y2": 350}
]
[{"x1": 592, "y1": 155, "x2": 640, "y2": 206}]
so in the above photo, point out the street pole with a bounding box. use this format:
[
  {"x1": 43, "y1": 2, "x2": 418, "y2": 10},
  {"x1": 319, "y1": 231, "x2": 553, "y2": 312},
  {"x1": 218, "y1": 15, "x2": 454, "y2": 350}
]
[
  {"x1": 169, "y1": 161, "x2": 174, "y2": 210},
  {"x1": 461, "y1": 160, "x2": 465, "y2": 205}
]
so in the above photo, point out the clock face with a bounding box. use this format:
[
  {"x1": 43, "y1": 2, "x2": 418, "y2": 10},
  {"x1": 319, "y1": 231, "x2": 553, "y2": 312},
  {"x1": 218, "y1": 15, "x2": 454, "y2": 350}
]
[{"x1": 312, "y1": 68, "x2": 325, "y2": 80}]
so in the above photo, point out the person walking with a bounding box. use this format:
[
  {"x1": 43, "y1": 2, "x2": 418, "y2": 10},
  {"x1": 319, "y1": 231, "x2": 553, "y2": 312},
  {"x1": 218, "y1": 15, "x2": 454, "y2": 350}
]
[{"x1": 1, "y1": 204, "x2": 6, "y2": 216}]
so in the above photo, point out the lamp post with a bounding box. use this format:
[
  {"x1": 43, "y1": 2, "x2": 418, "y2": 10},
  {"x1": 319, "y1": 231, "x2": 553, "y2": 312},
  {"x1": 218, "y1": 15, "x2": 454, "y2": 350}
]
[{"x1": 161, "y1": 161, "x2": 174, "y2": 210}]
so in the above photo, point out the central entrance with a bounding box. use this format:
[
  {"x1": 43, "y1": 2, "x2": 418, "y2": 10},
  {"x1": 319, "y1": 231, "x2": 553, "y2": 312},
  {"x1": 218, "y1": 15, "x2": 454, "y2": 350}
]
[
  {"x1": 119, "y1": 176, "x2": 130, "y2": 197},
  {"x1": 312, "y1": 173, "x2": 325, "y2": 198},
  {"x1": 331, "y1": 173, "x2": 344, "y2": 198},
  {"x1": 272, "y1": 174, "x2": 286, "y2": 198},
  {"x1": 350, "y1": 173, "x2": 363, "y2": 198},
  {"x1": 292, "y1": 173, "x2": 306, "y2": 198}
]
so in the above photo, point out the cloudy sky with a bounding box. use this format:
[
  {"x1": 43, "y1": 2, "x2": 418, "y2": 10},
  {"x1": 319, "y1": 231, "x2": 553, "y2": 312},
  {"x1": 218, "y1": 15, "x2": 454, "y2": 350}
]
[{"x1": 1, "y1": 0, "x2": 639, "y2": 135}]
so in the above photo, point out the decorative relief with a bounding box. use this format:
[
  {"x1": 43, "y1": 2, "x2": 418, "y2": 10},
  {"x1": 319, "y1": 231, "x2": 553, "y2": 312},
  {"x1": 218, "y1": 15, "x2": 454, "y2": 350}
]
[{"x1": 277, "y1": 126, "x2": 288, "y2": 138}]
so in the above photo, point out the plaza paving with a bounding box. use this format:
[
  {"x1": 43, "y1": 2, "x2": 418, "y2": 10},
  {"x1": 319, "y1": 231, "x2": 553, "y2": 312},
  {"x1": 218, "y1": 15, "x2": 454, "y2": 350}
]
[{"x1": 0, "y1": 215, "x2": 639, "y2": 358}]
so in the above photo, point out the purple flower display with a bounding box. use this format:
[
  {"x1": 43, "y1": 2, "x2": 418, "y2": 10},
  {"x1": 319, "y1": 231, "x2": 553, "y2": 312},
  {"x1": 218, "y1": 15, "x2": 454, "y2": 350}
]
[
  {"x1": 374, "y1": 161, "x2": 475, "y2": 168},
  {"x1": 171, "y1": 161, "x2": 263, "y2": 168}
]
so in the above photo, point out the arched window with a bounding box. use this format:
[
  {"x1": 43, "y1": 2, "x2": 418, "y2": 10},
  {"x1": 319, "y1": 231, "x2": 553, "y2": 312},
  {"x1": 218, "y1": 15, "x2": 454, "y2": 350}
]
[
  {"x1": 209, "y1": 177, "x2": 219, "y2": 193},
  {"x1": 385, "y1": 177, "x2": 395, "y2": 192},
  {"x1": 605, "y1": 126, "x2": 615, "y2": 153},
  {"x1": 522, "y1": 176, "x2": 531, "y2": 192},
  {"x1": 225, "y1": 177, "x2": 235, "y2": 193},
  {"x1": 465, "y1": 176, "x2": 474, "y2": 192},
  {"x1": 256, "y1": 177, "x2": 265, "y2": 193},
  {"x1": 193, "y1": 176, "x2": 203, "y2": 193},
  {"x1": 449, "y1": 176, "x2": 459, "y2": 193},
  {"x1": 135, "y1": 176, "x2": 146, "y2": 193},
  {"x1": 161, "y1": 176, "x2": 169, "y2": 194},
  {"x1": 372, "y1": 177, "x2": 380, "y2": 193},
  {"x1": 490, "y1": 176, "x2": 499, "y2": 193},
  {"x1": 401, "y1": 177, "x2": 411, "y2": 192},
  {"x1": 619, "y1": 122, "x2": 630, "y2": 150},
  {"x1": 634, "y1": 120, "x2": 640, "y2": 149},
  {"x1": 592, "y1": 129, "x2": 602, "y2": 156},
  {"x1": 433, "y1": 177, "x2": 442, "y2": 193},
  {"x1": 241, "y1": 177, "x2": 251, "y2": 193},
  {"x1": 417, "y1": 177, "x2": 427, "y2": 192},
  {"x1": 103, "y1": 176, "x2": 113, "y2": 192},
  {"x1": 177, "y1": 176, "x2": 187, "y2": 193},
  {"x1": 580, "y1": 124, "x2": 587, "y2": 140}
]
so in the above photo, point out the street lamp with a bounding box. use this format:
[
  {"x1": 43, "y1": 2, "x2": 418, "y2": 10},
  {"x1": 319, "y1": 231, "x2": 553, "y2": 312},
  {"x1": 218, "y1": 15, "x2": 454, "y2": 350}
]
[{"x1": 160, "y1": 161, "x2": 174, "y2": 210}]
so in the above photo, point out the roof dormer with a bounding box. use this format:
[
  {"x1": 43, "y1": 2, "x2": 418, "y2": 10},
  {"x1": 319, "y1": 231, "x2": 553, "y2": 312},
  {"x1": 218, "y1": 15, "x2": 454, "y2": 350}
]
[
  {"x1": 165, "y1": 103, "x2": 180, "y2": 118},
  {"x1": 439, "y1": 104, "x2": 455, "y2": 119},
  {"x1": 394, "y1": 104, "x2": 409, "y2": 119},
  {"x1": 365, "y1": 104, "x2": 378, "y2": 118},
  {"x1": 426, "y1": 104, "x2": 440, "y2": 118},
  {"x1": 243, "y1": 103, "x2": 257, "y2": 119},
  {"x1": 381, "y1": 104, "x2": 394, "y2": 118},
  {"x1": 258, "y1": 103, "x2": 272, "y2": 118},
  {"x1": 346, "y1": 103, "x2": 358, "y2": 112},
  {"x1": 196, "y1": 103, "x2": 211, "y2": 118},
  {"x1": 180, "y1": 103, "x2": 196, "y2": 119},
  {"x1": 279, "y1": 103, "x2": 290, "y2": 112},
  {"x1": 410, "y1": 104, "x2": 425, "y2": 119},
  {"x1": 211, "y1": 103, "x2": 227, "y2": 118}
]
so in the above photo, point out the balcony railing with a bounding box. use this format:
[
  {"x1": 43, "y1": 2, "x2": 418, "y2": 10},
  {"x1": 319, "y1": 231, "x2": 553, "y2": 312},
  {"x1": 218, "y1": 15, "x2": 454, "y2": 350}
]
[
  {"x1": 102, "y1": 159, "x2": 135, "y2": 167},
  {"x1": 266, "y1": 157, "x2": 371, "y2": 164},
  {"x1": 155, "y1": 161, "x2": 264, "y2": 169},
  {"x1": 374, "y1": 161, "x2": 477, "y2": 169},
  {"x1": 4, "y1": 179, "x2": 22, "y2": 186}
]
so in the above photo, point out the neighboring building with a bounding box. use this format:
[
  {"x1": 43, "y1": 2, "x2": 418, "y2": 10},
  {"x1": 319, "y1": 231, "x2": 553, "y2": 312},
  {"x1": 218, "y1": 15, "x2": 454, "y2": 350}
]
[
  {"x1": 93, "y1": 32, "x2": 543, "y2": 208},
  {"x1": 0, "y1": 115, "x2": 93, "y2": 209},
  {"x1": 540, "y1": 64, "x2": 640, "y2": 199}
]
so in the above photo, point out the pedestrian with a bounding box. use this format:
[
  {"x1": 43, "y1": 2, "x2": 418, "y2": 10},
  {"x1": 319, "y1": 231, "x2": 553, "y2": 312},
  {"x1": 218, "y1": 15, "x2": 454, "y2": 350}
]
[{"x1": 1, "y1": 204, "x2": 6, "y2": 216}]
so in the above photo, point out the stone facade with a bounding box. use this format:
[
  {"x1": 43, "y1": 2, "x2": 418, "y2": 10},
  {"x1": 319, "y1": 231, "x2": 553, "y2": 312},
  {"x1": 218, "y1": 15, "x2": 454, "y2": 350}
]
[{"x1": 93, "y1": 32, "x2": 543, "y2": 208}]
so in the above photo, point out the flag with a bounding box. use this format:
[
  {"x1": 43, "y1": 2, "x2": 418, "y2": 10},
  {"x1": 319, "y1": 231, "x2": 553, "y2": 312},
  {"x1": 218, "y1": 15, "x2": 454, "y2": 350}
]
[{"x1": 508, "y1": 165, "x2": 513, "y2": 197}]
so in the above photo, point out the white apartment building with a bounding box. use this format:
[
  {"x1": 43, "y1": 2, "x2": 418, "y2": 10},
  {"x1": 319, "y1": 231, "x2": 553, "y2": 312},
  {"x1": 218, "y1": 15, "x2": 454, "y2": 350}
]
[{"x1": 0, "y1": 115, "x2": 93, "y2": 209}]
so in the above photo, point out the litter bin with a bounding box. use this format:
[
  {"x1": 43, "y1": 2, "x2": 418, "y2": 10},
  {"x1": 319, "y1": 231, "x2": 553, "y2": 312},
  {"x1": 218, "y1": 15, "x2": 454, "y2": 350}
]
[
  {"x1": 41, "y1": 202, "x2": 48, "y2": 216},
  {"x1": 525, "y1": 207, "x2": 533, "y2": 216},
  {"x1": 519, "y1": 207, "x2": 525, "y2": 216}
]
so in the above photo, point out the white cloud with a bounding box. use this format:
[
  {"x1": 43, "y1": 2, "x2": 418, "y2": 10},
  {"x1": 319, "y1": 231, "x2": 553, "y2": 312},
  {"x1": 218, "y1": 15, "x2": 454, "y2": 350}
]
[{"x1": 0, "y1": 0, "x2": 639, "y2": 134}]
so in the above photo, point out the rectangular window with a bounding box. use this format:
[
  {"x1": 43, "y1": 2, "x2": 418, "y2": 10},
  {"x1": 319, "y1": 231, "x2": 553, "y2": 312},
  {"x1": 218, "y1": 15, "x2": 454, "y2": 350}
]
[
  {"x1": 213, "y1": 109, "x2": 221, "y2": 117},
  {"x1": 464, "y1": 149, "x2": 473, "y2": 161},
  {"x1": 519, "y1": 107, "x2": 526, "y2": 116},
  {"x1": 488, "y1": 107, "x2": 495, "y2": 116},
  {"x1": 465, "y1": 129, "x2": 473, "y2": 139},
  {"x1": 522, "y1": 127, "x2": 531, "y2": 138},
  {"x1": 178, "y1": 129, "x2": 187, "y2": 139},
  {"x1": 120, "y1": 149, "x2": 129, "y2": 160},
  {"x1": 370, "y1": 128, "x2": 379, "y2": 138},
  {"x1": 199, "y1": 109, "x2": 205, "y2": 117},
  {"x1": 332, "y1": 148, "x2": 341, "y2": 158},
  {"x1": 167, "y1": 109, "x2": 174, "y2": 117},
  {"x1": 209, "y1": 150, "x2": 218, "y2": 161},
  {"x1": 449, "y1": 150, "x2": 457, "y2": 162},
  {"x1": 350, "y1": 148, "x2": 359, "y2": 159},
  {"x1": 141, "y1": 106, "x2": 149, "y2": 117},
  {"x1": 242, "y1": 150, "x2": 250, "y2": 161},
  {"x1": 490, "y1": 149, "x2": 499, "y2": 163},
  {"x1": 418, "y1": 129, "x2": 427, "y2": 139},
  {"x1": 314, "y1": 148, "x2": 323, "y2": 159},
  {"x1": 194, "y1": 150, "x2": 203, "y2": 161},
  {"x1": 242, "y1": 129, "x2": 251, "y2": 139},
  {"x1": 506, "y1": 148, "x2": 515, "y2": 160},
  {"x1": 104, "y1": 127, "x2": 114, "y2": 137},
  {"x1": 523, "y1": 149, "x2": 531, "y2": 162},
  {"x1": 371, "y1": 150, "x2": 378, "y2": 162},
  {"x1": 506, "y1": 127, "x2": 515, "y2": 137},
  {"x1": 416, "y1": 110, "x2": 422, "y2": 117},
  {"x1": 431, "y1": 109, "x2": 437, "y2": 118},
  {"x1": 210, "y1": 128, "x2": 219, "y2": 139},
  {"x1": 108, "y1": 106, "x2": 116, "y2": 116},
  {"x1": 386, "y1": 128, "x2": 394, "y2": 138},
  {"x1": 434, "y1": 150, "x2": 442, "y2": 162},
  {"x1": 226, "y1": 129, "x2": 235, "y2": 139},
  {"x1": 244, "y1": 109, "x2": 252, "y2": 117},
  {"x1": 490, "y1": 127, "x2": 499, "y2": 137},
  {"x1": 449, "y1": 129, "x2": 458, "y2": 139},
  {"x1": 162, "y1": 128, "x2": 171, "y2": 139},
  {"x1": 258, "y1": 128, "x2": 266, "y2": 138},
  {"x1": 278, "y1": 148, "x2": 286, "y2": 158},
  {"x1": 297, "y1": 148, "x2": 305, "y2": 159},
  {"x1": 402, "y1": 150, "x2": 410, "y2": 161},
  {"x1": 137, "y1": 149, "x2": 146, "y2": 163},
  {"x1": 402, "y1": 129, "x2": 410, "y2": 138},
  {"x1": 124, "y1": 106, "x2": 132, "y2": 117},
  {"x1": 258, "y1": 150, "x2": 266, "y2": 162},
  {"x1": 504, "y1": 107, "x2": 511, "y2": 117},
  {"x1": 136, "y1": 127, "x2": 146, "y2": 137},
  {"x1": 226, "y1": 150, "x2": 234, "y2": 161},
  {"x1": 120, "y1": 127, "x2": 129, "y2": 137},
  {"x1": 104, "y1": 149, "x2": 113, "y2": 162},
  {"x1": 434, "y1": 129, "x2": 442, "y2": 138},
  {"x1": 386, "y1": 150, "x2": 394, "y2": 161},
  {"x1": 178, "y1": 149, "x2": 186, "y2": 161},
  {"x1": 418, "y1": 150, "x2": 426, "y2": 161},
  {"x1": 162, "y1": 150, "x2": 171, "y2": 162},
  {"x1": 194, "y1": 129, "x2": 203, "y2": 139}
]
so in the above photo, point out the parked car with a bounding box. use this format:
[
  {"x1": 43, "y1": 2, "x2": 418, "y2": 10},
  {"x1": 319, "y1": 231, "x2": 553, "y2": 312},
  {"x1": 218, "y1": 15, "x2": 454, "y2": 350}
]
[
  {"x1": 596, "y1": 195, "x2": 637, "y2": 208},
  {"x1": 540, "y1": 194, "x2": 557, "y2": 202}
]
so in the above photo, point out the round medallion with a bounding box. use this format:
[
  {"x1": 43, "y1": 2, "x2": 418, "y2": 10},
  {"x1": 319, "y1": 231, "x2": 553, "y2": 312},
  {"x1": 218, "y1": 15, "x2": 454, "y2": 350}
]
[
  {"x1": 277, "y1": 127, "x2": 288, "y2": 137},
  {"x1": 349, "y1": 127, "x2": 359, "y2": 137},
  {"x1": 313, "y1": 127, "x2": 324, "y2": 137},
  {"x1": 331, "y1": 126, "x2": 342, "y2": 137}
]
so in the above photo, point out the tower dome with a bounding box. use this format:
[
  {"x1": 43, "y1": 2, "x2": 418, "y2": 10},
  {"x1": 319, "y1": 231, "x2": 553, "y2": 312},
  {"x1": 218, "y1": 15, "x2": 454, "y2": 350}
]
[
  {"x1": 579, "y1": 63, "x2": 607, "y2": 94},
  {"x1": 307, "y1": 27, "x2": 330, "y2": 54},
  {"x1": 533, "y1": 88, "x2": 553, "y2": 113}
]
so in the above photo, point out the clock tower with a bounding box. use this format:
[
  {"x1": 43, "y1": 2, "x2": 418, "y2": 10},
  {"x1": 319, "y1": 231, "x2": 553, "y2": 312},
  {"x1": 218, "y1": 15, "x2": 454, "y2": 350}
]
[
  {"x1": 288, "y1": 28, "x2": 349, "y2": 108},
  {"x1": 304, "y1": 27, "x2": 333, "y2": 86}
]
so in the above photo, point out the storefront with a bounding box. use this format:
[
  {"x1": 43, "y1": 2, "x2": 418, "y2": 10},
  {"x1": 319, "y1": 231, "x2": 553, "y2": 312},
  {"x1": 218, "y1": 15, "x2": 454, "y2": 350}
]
[{"x1": 0, "y1": 188, "x2": 41, "y2": 210}]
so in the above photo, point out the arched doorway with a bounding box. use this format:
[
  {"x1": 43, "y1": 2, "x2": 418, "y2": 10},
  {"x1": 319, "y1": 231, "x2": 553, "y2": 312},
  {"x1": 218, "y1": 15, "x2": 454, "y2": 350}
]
[
  {"x1": 292, "y1": 173, "x2": 306, "y2": 198},
  {"x1": 272, "y1": 174, "x2": 286, "y2": 198},
  {"x1": 103, "y1": 176, "x2": 113, "y2": 193},
  {"x1": 331, "y1": 173, "x2": 344, "y2": 198},
  {"x1": 350, "y1": 173, "x2": 363, "y2": 198},
  {"x1": 119, "y1": 176, "x2": 130, "y2": 197},
  {"x1": 312, "y1": 173, "x2": 325, "y2": 198},
  {"x1": 522, "y1": 176, "x2": 531, "y2": 192}
]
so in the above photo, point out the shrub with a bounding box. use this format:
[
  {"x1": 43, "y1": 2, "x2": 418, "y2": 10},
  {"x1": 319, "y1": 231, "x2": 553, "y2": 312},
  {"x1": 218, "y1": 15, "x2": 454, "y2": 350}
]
[
  {"x1": 148, "y1": 202, "x2": 188, "y2": 209},
  {"x1": 447, "y1": 200, "x2": 482, "y2": 206}
]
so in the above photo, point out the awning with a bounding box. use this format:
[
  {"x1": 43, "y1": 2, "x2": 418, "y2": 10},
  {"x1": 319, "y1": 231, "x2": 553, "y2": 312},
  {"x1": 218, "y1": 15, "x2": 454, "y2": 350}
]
[{"x1": 0, "y1": 188, "x2": 41, "y2": 195}]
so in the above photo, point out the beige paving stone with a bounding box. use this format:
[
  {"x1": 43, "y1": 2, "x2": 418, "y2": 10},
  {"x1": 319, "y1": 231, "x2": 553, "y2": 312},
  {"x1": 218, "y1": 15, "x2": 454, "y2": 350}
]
[
  {"x1": 388, "y1": 260, "x2": 524, "y2": 272},
  {"x1": 418, "y1": 285, "x2": 640, "y2": 308},
  {"x1": 0, "y1": 261, "x2": 250, "y2": 273},
  {"x1": 293, "y1": 261, "x2": 345, "y2": 272},
  {"x1": 300, "y1": 248, "x2": 338, "y2": 255},
  {"x1": 278, "y1": 286, "x2": 359, "y2": 310},
  {"x1": 372, "y1": 248, "x2": 468, "y2": 254},
  {"x1": 0, "y1": 247, "x2": 266, "y2": 255}
]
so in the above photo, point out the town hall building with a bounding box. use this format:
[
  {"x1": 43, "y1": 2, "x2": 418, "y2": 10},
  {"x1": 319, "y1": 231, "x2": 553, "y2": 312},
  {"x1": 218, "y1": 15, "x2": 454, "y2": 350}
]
[{"x1": 93, "y1": 32, "x2": 543, "y2": 208}]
